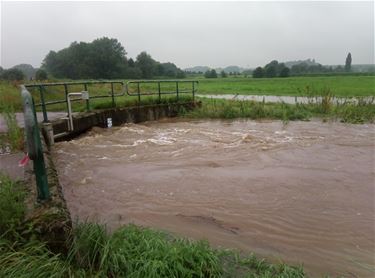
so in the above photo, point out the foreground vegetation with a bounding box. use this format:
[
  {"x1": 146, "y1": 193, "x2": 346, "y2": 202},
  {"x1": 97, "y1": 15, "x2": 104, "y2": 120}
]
[
  {"x1": 185, "y1": 96, "x2": 375, "y2": 124},
  {"x1": 0, "y1": 174, "x2": 305, "y2": 277}
]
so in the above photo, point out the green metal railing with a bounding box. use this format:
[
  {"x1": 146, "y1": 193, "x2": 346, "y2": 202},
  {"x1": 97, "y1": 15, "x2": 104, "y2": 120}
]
[
  {"x1": 25, "y1": 81, "x2": 124, "y2": 122},
  {"x1": 126, "y1": 80, "x2": 198, "y2": 103},
  {"x1": 21, "y1": 85, "x2": 50, "y2": 201},
  {"x1": 25, "y1": 80, "x2": 198, "y2": 123}
]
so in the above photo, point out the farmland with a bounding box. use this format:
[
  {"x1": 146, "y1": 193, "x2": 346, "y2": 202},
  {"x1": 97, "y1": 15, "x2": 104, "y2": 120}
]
[{"x1": 196, "y1": 75, "x2": 375, "y2": 97}]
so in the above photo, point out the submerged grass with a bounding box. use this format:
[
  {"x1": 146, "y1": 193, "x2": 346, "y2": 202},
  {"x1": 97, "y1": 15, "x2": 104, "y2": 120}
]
[
  {"x1": 185, "y1": 96, "x2": 375, "y2": 124},
  {"x1": 0, "y1": 173, "x2": 308, "y2": 277}
]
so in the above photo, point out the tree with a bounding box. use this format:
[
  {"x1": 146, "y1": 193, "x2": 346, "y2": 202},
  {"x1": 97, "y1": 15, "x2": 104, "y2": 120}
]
[
  {"x1": 204, "y1": 69, "x2": 217, "y2": 78},
  {"x1": 35, "y1": 69, "x2": 48, "y2": 80},
  {"x1": 136, "y1": 52, "x2": 157, "y2": 79},
  {"x1": 345, "y1": 52, "x2": 352, "y2": 72},
  {"x1": 43, "y1": 37, "x2": 128, "y2": 79},
  {"x1": 220, "y1": 70, "x2": 227, "y2": 78},
  {"x1": 0, "y1": 68, "x2": 24, "y2": 81},
  {"x1": 252, "y1": 67, "x2": 264, "y2": 78},
  {"x1": 264, "y1": 60, "x2": 278, "y2": 78},
  {"x1": 279, "y1": 67, "x2": 290, "y2": 77}
]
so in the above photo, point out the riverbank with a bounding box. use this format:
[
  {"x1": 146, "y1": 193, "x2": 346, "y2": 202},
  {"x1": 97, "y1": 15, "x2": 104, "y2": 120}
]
[
  {"x1": 185, "y1": 97, "x2": 375, "y2": 124},
  {"x1": 0, "y1": 174, "x2": 305, "y2": 277}
]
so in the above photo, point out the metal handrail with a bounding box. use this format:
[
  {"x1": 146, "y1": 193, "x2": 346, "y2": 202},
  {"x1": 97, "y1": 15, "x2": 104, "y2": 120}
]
[
  {"x1": 126, "y1": 80, "x2": 198, "y2": 102},
  {"x1": 25, "y1": 81, "x2": 124, "y2": 122},
  {"x1": 20, "y1": 85, "x2": 50, "y2": 201},
  {"x1": 24, "y1": 80, "x2": 198, "y2": 123}
]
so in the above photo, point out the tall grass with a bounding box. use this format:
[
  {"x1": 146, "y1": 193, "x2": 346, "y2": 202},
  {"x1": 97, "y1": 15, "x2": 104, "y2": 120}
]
[
  {"x1": 184, "y1": 95, "x2": 375, "y2": 124},
  {"x1": 0, "y1": 174, "x2": 307, "y2": 277},
  {"x1": 0, "y1": 174, "x2": 26, "y2": 237}
]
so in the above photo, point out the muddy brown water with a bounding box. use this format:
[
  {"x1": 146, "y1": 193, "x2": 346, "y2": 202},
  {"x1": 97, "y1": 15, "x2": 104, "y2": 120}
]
[{"x1": 54, "y1": 119, "x2": 375, "y2": 277}]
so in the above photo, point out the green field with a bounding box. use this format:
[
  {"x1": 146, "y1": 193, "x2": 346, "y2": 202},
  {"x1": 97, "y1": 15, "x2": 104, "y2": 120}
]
[
  {"x1": 196, "y1": 76, "x2": 375, "y2": 97},
  {"x1": 1, "y1": 75, "x2": 374, "y2": 113}
]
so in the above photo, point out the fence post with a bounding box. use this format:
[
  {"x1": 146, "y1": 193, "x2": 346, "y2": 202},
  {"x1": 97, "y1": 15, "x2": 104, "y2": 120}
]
[
  {"x1": 64, "y1": 84, "x2": 69, "y2": 115},
  {"x1": 111, "y1": 83, "x2": 115, "y2": 108},
  {"x1": 158, "y1": 82, "x2": 161, "y2": 103},
  {"x1": 39, "y1": 86, "x2": 48, "y2": 122},
  {"x1": 21, "y1": 86, "x2": 50, "y2": 201},
  {"x1": 176, "y1": 81, "x2": 179, "y2": 101},
  {"x1": 137, "y1": 82, "x2": 141, "y2": 104},
  {"x1": 84, "y1": 83, "x2": 90, "y2": 111}
]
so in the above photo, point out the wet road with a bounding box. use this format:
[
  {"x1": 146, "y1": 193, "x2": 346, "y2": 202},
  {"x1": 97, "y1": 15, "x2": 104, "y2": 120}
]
[{"x1": 54, "y1": 119, "x2": 375, "y2": 277}]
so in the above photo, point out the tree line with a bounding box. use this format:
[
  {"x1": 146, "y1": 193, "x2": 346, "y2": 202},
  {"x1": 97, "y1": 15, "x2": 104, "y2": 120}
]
[
  {"x1": 0, "y1": 66, "x2": 47, "y2": 81},
  {"x1": 42, "y1": 37, "x2": 185, "y2": 80},
  {"x1": 252, "y1": 53, "x2": 353, "y2": 78}
]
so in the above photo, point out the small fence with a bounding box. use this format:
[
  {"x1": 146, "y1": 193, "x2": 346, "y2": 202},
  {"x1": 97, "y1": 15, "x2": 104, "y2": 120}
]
[{"x1": 24, "y1": 80, "x2": 198, "y2": 123}]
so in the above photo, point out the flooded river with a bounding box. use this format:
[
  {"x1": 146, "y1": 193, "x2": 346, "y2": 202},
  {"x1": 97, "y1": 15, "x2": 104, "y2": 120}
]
[{"x1": 54, "y1": 119, "x2": 375, "y2": 277}]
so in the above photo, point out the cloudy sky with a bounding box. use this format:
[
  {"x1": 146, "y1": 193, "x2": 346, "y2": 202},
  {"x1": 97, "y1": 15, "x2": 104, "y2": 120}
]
[{"x1": 1, "y1": 1, "x2": 374, "y2": 69}]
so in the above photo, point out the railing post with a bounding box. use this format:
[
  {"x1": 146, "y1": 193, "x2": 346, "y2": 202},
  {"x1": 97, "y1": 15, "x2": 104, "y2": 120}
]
[
  {"x1": 111, "y1": 82, "x2": 115, "y2": 108},
  {"x1": 39, "y1": 86, "x2": 48, "y2": 122},
  {"x1": 158, "y1": 82, "x2": 161, "y2": 103},
  {"x1": 21, "y1": 86, "x2": 50, "y2": 201},
  {"x1": 137, "y1": 82, "x2": 141, "y2": 104},
  {"x1": 176, "y1": 81, "x2": 179, "y2": 101},
  {"x1": 84, "y1": 83, "x2": 90, "y2": 111},
  {"x1": 64, "y1": 84, "x2": 69, "y2": 115},
  {"x1": 192, "y1": 81, "x2": 195, "y2": 101}
]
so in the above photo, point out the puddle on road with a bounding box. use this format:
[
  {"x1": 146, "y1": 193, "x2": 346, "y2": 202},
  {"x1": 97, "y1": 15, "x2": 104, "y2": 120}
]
[{"x1": 54, "y1": 119, "x2": 375, "y2": 277}]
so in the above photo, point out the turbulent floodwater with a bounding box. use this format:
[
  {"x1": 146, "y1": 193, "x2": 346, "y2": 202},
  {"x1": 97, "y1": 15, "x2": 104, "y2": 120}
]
[{"x1": 54, "y1": 119, "x2": 375, "y2": 277}]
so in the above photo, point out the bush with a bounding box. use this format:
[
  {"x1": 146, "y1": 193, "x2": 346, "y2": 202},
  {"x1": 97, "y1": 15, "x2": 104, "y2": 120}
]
[
  {"x1": 35, "y1": 69, "x2": 48, "y2": 81},
  {"x1": 252, "y1": 67, "x2": 264, "y2": 78},
  {"x1": 0, "y1": 68, "x2": 24, "y2": 81},
  {"x1": 204, "y1": 69, "x2": 218, "y2": 78}
]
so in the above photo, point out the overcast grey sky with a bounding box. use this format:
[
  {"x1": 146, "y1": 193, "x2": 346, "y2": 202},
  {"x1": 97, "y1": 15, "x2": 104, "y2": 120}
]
[{"x1": 1, "y1": 1, "x2": 374, "y2": 69}]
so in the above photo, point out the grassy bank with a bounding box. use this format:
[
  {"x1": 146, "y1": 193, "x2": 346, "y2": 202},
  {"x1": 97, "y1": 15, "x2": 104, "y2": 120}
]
[
  {"x1": 0, "y1": 174, "x2": 306, "y2": 277},
  {"x1": 197, "y1": 76, "x2": 375, "y2": 97},
  {"x1": 184, "y1": 97, "x2": 375, "y2": 124}
]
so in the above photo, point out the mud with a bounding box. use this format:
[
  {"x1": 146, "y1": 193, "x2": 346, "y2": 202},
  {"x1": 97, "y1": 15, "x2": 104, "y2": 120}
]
[{"x1": 54, "y1": 119, "x2": 375, "y2": 277}]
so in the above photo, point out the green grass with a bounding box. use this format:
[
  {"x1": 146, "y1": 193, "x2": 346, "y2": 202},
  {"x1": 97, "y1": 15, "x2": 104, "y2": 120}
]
[
  {"x1": 184, "y1": 96, "x2": 375, "y2": 124},
  {"x1": 0, "y1": 174, "x2": 307, "y2": 277},
  {"x1": 1, "y1": 75, "x2": 374, "y2": 113},
  {"x1": 0, "y1": 102, "x2": 24, "y2": 152},
  {"x1": 197, "y1": 76, "x2": 375, "y2": 97},
  {"x1": 0, "y1": 174, "x2": 27, "y2": 237}
]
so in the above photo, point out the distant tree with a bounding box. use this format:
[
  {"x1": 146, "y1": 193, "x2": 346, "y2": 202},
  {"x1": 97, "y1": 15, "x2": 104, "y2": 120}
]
[
  {"x1": 124, "y1": 67, "x2": 142, "y2": 79},
  {"x1": 0, "y1": 67, "x2": 3, "y2": 75},
  {"x1": 335, "y1": 65, "x2": 344, "y2": 72},
  {"x1": 35, "y1": 69, "x2": 48, "y2": 80},
  {"x1": 220, "y1": 70, "x2": 227, "y2": 78},
  {"x1": 345, "y1": 52, "x2": 352, "y2": 72},
  {"x1": 264, "y1": 60, "x2": 278, "y2": 78},
  {"x1": 43, "y1": 37, "x2": 127, "y2": 79},
  {"x1": 12, "y1": 64, "x2": 37, "y2": 80},
  {"x1": 279, "y1": 67, "x2": 290, "y2": 77},
  {"x1": 176, "y1": 69, "x2": 186, "y2": 78},
  {"x1": 204, "y1": 69, "x2": 217, "y2": 78},
  {"x1": 0, "y1": 68, "x2": 25, "y2": 81},
  {"x1": 252, "y1": 67, "x2": 264, "y2": 78},
  {"x1": 243, "y1": 69, "x2": 252, "y2": 77},
  {"x1": 128, "y1": 58, "x2": 135, "y2": 67},
  {"x1": 136, "y1": 51, "x2": 157, "y2": 79}
]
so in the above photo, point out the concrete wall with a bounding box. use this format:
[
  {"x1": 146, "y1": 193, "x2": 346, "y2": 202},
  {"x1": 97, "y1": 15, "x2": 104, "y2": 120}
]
[{"x1": 51, "y1": 101, "x2": 199, "y2": 141}]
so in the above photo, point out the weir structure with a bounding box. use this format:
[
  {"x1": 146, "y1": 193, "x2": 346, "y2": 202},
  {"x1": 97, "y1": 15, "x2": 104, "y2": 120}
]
[{"x1": 21, "y1": 79, "x2": 199, "y2": 201}]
